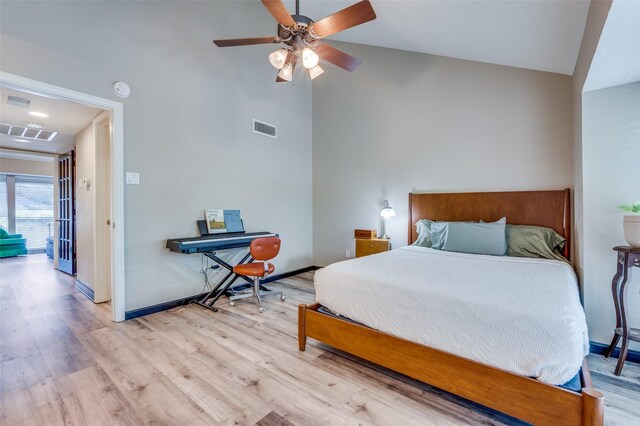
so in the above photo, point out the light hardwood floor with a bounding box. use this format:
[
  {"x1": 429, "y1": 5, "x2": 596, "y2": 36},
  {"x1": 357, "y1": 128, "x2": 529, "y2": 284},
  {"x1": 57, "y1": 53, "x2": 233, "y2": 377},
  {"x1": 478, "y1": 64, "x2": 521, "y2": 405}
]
[{"x1": 1, "y1": 254, "x2": 639, "y2": 425}]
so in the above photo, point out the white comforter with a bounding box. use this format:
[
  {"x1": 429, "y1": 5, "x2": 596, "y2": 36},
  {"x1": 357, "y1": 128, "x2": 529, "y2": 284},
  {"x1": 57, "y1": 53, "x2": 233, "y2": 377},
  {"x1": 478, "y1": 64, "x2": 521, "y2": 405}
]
[{"x1": 314, "y1": 246, "x2": 589, "y2": 385}]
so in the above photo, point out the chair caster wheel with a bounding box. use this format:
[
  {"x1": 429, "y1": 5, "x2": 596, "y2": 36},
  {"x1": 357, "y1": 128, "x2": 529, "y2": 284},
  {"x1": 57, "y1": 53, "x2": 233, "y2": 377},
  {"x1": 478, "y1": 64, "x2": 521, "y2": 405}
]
[
  {"x1": 229, "y1": 302, "x2": 235, "y2": 307},
  {"x1": 258, "y1": 307, "x2": 264, "y2": 313},
  {"x1": 280, "y1": 295, "x2": 286, "y2": 302}
]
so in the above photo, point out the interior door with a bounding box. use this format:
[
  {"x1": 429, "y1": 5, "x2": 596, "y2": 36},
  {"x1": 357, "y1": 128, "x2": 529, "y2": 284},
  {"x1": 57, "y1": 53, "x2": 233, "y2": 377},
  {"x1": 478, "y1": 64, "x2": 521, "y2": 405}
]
[{"x1": 58, "y1": 151, "x2": 76, "y2": 275}]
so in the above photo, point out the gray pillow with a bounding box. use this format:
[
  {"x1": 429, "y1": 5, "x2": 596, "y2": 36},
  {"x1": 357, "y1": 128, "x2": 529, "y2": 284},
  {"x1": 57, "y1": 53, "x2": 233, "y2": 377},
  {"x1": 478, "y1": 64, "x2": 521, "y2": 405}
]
[
  {"x1": 429, "y1": 221, "x2": 448, "y2": 250},
  {"x1": 414, "y1": 219, "x2": 462, "y2": 249},
  {"x1": 433, "y1": 217, "x2": 507, "y2": 256},
  {"x1": 412, "y1": 219, "x2": 434, "y2": 247}
]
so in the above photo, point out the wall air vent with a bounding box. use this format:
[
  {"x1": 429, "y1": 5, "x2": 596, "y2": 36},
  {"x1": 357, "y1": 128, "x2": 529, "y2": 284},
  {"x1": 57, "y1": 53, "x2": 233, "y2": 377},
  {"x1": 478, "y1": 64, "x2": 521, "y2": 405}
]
[
  {"x1": 253, "y1": 119, "x2": 277, "y2": 139},
  {"x1": 0, "y1": 122, "x2": 58, "y2": 141},
  {"x1": 7, "y1": 95, "x2": 31, "y2": 108}
]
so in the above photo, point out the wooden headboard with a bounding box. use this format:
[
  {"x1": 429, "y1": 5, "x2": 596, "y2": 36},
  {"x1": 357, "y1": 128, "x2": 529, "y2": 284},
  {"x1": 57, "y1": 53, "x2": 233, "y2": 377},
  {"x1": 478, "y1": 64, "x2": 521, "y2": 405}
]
[{"x1": 408, "y1": 189, "x2": 571, "y2": 259}]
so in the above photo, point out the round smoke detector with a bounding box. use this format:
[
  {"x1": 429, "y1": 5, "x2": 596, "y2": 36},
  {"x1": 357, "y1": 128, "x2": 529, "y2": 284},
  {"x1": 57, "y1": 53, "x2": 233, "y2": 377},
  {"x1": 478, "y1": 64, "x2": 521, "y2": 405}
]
[{"x1": 112, "y1": 81, "x2": 131, "y2": 98}]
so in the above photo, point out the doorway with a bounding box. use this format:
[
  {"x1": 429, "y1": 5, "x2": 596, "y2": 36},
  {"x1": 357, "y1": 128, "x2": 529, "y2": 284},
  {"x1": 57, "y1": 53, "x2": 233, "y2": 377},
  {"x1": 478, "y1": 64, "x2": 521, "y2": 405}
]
[{"x1": 0, "y1": 72, "x2": 125, "y2": 321}]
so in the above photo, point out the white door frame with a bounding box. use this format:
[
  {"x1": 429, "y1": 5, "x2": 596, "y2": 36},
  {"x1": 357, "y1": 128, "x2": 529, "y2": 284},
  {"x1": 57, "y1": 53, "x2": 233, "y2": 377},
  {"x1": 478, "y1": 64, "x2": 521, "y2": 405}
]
[{"x1": 1, "y1": 71, "x2": 126, "y2": 321}]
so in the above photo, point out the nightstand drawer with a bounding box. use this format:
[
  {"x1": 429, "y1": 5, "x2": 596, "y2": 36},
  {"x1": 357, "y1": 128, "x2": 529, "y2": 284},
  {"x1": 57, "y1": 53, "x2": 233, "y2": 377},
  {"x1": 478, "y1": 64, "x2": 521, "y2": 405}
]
[{"x1": 355, "y1": 239, "x2": 389, "y2": 257}]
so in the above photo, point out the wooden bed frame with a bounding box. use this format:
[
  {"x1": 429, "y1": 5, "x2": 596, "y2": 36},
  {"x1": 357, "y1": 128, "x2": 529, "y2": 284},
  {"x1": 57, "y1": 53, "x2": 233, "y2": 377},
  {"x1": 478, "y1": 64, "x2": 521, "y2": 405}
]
[{"x1": 298, "y1": 189, "x2": 604, "y2": 425}]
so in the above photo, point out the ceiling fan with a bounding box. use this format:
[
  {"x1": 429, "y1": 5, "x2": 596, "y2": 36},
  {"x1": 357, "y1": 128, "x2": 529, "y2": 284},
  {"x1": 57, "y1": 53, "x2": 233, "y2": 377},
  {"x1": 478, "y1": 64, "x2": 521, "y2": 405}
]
[{"x1": 213, "y1": 0, "x2": 377, "y2": 82}]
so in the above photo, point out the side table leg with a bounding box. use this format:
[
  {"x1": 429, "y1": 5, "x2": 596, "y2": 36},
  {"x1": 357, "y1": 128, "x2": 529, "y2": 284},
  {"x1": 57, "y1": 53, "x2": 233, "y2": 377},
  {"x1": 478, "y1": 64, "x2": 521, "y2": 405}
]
[
  {"x1": 615, "y1": 337, "x2": 629, "y2": 376},
  {"x1": 604, "y1": 335, "x2": 620, "y2": 359},
  {"x1": 614, "y1": 266, "x2": 631, "y2": 376},
  {"x1": 604, "y1": 258, "x2": 624, "y2": 359}
]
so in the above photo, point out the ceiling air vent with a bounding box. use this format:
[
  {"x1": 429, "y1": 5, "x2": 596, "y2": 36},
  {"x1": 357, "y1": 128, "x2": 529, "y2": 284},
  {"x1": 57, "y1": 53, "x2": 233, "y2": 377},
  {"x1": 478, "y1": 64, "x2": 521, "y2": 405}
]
[
  {"x1": 9, "y1": 126, "x2": 27, "y2": 136},
  {"x1": 0, "y1": 122, "x2": 58, "y2": 141},
  {"x1": 7, "y1": 95, "x2": 31, "y2": 108},
  {"x1": 24, "y1": 128, "x2": 40, "y2": 138},
  {"x1": 36, "y1": 130, "x2": 55, "y2": 140},
  {"x1": 253, "y1": 119, "x2": 277, "y2": 139}
]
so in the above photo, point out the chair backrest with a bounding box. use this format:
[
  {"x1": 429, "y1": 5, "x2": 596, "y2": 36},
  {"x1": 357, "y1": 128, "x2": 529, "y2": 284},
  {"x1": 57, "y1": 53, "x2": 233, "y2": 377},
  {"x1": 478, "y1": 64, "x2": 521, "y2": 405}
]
[{"x1": 250, "y1": 237, "x2": 281, "y2": 261}]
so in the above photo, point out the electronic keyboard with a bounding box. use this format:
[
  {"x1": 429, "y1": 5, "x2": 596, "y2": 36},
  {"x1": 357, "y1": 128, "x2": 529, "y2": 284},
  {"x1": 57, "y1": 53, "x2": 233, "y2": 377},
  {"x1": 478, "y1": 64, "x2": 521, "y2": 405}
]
[{"x1": 166, "y1": 231, "x2": 277, "y2": 254}]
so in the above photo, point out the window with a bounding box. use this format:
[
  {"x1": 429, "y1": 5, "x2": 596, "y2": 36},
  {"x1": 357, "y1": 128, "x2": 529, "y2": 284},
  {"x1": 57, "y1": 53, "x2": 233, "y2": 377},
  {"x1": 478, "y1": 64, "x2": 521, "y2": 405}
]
[
  {"x1": 0, "y1": 175, "x2": 7, "y2": 230},
  {"x1": 15, "y1": 176, "x2": 54, "y2": 250},
  {"x1": 1, "y1": 173, "x2": 54, "y2": 251}
]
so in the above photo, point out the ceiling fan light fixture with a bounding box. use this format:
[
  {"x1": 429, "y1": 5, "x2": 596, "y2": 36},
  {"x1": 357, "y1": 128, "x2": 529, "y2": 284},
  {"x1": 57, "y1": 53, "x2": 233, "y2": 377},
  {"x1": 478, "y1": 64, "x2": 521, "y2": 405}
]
[
  {"x1": 309, "y1": 65, "x2": 324, "y2": 80},
  {"x1": 301, "y1": 47, "x2": 319, "y2": 69},
  {"x1": 277, "y1": 63, "x2": 294, "y2": 81},
  {"x1": 213, "y1": 0, "x2": 376, "y2": 82},
  {"x1": 268, "y1": 48, "x2": 288, "y2": 69}
]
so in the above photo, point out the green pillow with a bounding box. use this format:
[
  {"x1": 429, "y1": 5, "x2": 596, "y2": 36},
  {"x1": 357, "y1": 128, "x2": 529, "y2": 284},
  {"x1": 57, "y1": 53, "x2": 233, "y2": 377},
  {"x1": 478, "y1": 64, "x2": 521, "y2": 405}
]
[
  {"x1": 506, "y1": 224, "x2": 567, "y2": 262},
  {"x1": 0, "y1": 227, "x2": 7, "y2": 239},
  {"x1": 412, "y1": 219, "x2": 434, "y2": 247}
]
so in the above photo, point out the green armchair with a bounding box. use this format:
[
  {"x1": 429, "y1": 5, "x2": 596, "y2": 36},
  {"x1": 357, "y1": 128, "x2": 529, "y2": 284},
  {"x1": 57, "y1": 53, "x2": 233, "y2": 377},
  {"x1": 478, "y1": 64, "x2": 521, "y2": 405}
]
[{"x1": 0, "y1": 227, "x2": 28, "y2": 258}]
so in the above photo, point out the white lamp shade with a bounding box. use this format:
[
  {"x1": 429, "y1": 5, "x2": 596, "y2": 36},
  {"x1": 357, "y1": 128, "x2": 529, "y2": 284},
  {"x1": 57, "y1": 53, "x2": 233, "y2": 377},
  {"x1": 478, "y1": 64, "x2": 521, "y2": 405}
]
[
  {"x1": 309, "y1": 65, "x2": 324, "y2": 80},
  {"x1": 277, "y1": 63, "x2": 294, "y2": 81},
  {"x1": 302, "y1": 48, "x2": 319, "y2": 69},
  {"x1": 380, "y1": 200, "x2": 395, "y2": 218},
  {"x1": 269, "y1": 49, "x2": 288, "y2": 69},
  {"x1": 381, "y1": 207, "x2": 396, "y2": 218}
]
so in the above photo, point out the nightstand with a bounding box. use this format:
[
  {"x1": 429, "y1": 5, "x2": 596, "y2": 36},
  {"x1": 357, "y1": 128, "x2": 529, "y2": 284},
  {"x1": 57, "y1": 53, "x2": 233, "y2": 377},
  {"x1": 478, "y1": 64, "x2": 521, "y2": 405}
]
[{"x1": 355, "y1": 238, "x2": 390, "y2": 258}]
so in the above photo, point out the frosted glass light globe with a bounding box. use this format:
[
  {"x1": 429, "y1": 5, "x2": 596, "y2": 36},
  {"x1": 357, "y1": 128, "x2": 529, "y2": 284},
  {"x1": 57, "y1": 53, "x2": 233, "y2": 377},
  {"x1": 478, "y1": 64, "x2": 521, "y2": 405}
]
[
  {"x1": 269, "y1": 49, "x2": 288, "y2": 69},
  {"x1": 277, "y1": 63, "x2": 294, "y2": 81},
  {"x1": 309, "y1": 65, "x2": 324, "y2": 80},
  {"x1": 302, "y1": 48, "x2": 319, "y2": 69}
]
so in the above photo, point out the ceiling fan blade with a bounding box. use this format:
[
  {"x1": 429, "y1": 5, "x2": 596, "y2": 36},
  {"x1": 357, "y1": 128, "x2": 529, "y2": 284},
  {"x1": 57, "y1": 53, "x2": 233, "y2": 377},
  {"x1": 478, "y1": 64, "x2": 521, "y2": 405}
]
[
  {"x1": 213, "y1": 37, "x2": 280, "y2": 47},
  {"x1": 315, "y1": 43, "x2": 361, "y2": 71},
  {"x1": 310, "y1": 0, "x2": 376, "y2": 39},
  {"x1": 261, "y1": 0, "x2": 296, "y2": 27}
]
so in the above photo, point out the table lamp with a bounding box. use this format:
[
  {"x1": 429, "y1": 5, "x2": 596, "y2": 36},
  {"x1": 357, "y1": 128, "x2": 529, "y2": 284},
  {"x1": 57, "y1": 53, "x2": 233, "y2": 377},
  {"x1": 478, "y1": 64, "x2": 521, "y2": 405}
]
[{"x1": 380, "y1": 200, "x2": 395, "y2": 239}]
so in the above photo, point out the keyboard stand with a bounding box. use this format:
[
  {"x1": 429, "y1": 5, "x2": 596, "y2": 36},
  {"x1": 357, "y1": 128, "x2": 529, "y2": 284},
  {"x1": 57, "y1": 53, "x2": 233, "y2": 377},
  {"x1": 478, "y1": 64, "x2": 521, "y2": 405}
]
[
  {"x1": 166, "y1": 230, "x2": 278, "y2": 312},
  {"x1": 195, "y1": 251, "x2": 257, "y2": 312}
]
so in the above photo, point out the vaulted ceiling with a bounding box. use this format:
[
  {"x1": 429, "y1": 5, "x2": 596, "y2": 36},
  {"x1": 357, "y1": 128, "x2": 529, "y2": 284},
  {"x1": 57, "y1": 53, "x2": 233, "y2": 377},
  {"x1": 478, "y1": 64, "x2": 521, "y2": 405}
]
[{"x1": 279, "y1": 0, "x2": 590, "y2": 75}]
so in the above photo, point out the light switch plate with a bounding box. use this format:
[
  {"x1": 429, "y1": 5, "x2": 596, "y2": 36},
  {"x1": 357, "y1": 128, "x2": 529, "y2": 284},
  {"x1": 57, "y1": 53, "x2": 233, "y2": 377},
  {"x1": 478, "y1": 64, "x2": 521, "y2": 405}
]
[{"x1": 126, "y1": 172, "x2": 140, "y2": 185}]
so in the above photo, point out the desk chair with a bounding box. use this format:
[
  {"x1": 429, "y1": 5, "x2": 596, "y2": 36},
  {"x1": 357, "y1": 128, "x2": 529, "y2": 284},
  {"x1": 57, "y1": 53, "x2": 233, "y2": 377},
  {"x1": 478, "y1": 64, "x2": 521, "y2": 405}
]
[{"x1": 230, "y1": 236, "x2": 285, "y2": 312}]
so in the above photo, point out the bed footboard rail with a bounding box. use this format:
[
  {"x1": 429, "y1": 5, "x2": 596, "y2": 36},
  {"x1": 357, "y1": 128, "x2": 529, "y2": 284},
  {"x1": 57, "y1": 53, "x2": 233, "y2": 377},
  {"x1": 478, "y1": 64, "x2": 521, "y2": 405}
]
[{"x1": 298, "y1": 303, "x2": 604, "y2": 426}]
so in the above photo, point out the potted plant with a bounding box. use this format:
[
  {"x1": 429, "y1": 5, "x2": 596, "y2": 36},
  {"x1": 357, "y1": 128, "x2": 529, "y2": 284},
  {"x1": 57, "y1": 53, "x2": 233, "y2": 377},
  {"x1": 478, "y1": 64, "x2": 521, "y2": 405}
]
[{"x1": 619, "y1": 200, "x2": 640, "y2": 248}]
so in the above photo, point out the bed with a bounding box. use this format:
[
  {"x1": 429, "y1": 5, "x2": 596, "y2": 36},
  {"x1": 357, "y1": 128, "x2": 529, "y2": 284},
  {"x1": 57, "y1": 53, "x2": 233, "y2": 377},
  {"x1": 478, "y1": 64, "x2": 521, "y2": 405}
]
[{"x1": 298, "y1": 189, "x2": 604, "y2": 425}]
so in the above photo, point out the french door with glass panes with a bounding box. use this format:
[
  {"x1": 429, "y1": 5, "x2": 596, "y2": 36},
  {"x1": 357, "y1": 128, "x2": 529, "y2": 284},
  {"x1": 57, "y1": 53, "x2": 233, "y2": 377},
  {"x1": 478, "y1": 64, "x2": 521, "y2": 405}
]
[{"x1": 58, "y1": 151, "x2": 76, "y2": 275}]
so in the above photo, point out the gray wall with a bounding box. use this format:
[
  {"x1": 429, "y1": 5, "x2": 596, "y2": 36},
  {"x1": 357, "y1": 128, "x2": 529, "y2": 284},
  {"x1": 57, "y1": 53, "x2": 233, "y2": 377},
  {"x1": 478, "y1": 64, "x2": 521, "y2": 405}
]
[
  {"x1": 313, "y1": 42, "x2": 573, "y2": 266},
  {"x1": 572, "y1": 0, "x2": 612, "y2": 284},
  {"x1": 0, "y1": 1, "x2": 313, "y2": 311},
  {"x1": 583, "y1": 82, "x2": 640, "y2": 350}
]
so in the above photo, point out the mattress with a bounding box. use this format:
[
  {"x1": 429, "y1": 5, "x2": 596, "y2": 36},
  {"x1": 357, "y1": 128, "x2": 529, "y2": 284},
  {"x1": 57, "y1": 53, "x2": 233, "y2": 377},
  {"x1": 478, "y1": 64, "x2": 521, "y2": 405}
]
[{"x1": 314, "y1": 246, "x2": 589, "y2": 385}]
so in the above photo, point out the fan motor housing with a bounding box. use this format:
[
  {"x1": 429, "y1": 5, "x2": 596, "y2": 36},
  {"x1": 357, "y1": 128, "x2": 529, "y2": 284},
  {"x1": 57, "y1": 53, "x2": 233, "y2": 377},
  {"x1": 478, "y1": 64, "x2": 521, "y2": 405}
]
[
  {"x1": 291, "y1": 14, "x2": 313, "y2": 26},
  {"x1": 278, "y1": 14, "x2": 315, "y2": 46}
]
